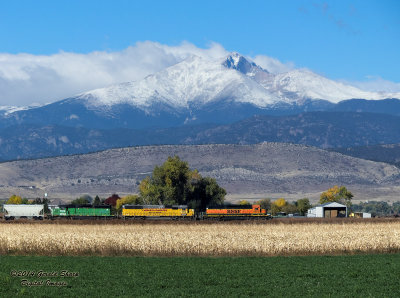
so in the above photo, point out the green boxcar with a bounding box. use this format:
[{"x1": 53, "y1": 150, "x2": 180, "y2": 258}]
[{"x1": 51, "y1": 205, "x2": 112, "y2": 217}]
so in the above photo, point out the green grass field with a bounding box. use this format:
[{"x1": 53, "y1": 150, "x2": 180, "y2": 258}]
[{"x1": 0, "y1": 254, "x2": 399, "y2": 297}]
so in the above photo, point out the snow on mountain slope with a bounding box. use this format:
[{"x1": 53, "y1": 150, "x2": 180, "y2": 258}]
[
  {"x1": 69, "y1": 52, "x2": 400, "y2": 111},
  {"x1": 222, "y1": 53, "x2": 400, "y2": 104},
  {"x1": 78, "y1": 55, "x2": 277, "y2": 109},
  {"x1": 265, "y1": 69, "x2": 400, "y2": 103},
  {"x1": 0, "y1": 105, "x2": 38, "y2": 116}
]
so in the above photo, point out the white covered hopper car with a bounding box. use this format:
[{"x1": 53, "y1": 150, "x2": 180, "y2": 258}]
[{"x1": 3, "y1": 204, "x2": 44, "y2": 220}]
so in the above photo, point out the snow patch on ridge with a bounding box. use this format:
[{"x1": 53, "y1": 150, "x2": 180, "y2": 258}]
[{"x1": 0, "y1": 105, "x2": 41, "y2": 115}]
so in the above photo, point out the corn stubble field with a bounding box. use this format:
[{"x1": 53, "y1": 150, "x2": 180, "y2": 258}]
[{"x1": 1, "y1": 219, "x2": 400, "y2": 256}]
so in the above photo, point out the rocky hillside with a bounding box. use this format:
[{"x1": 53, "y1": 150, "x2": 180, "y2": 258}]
[
  {"x1": 0, "y1": 143, "x2": 399, "y2": 203},
  {"x1": 185, "y1": 111, "x2": 400, "y2": 148},
  {"x1": 330, "y1": 144, "x2": 400, "y2": 167},
  {"x1": 3, "y1": 110, "x2": 400, "y2": 161}
]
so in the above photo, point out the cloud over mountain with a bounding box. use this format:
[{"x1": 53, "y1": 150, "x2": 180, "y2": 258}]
[
  {"x1": 0, "y1": 41, "x2": 230, "y2": 106},
  {"x1": 1, "y1": 41, "x2": 398, "y2": 107},
  {"x1": 347, "y1": 76, "x2": 400, "y2": 93}
]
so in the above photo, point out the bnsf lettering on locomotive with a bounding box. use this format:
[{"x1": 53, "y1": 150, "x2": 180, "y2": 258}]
[{"x1": 227, "y1": 209, "x2": 240, "y2": 214}]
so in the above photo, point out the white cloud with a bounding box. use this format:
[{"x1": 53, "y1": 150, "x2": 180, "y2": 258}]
[
  {"x1": 0, "y1": 41, "x2": 229, "y2": 106},
  {"x1": 252, "y1": 55, "x2": 295, "y2": 74},
  {"x1": 346, "y1": 76, "x2": 400, "y2": 93}
]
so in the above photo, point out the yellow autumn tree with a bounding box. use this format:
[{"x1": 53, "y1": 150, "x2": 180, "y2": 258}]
[
  {"x1": 115, "y1": 195, "x2": 144, "y2": 212},
  {"x1": 6, "y1": 195, "x2": 22, "y2": 204},
  {"x1": 320, "y1": 185, "x2": 353, "y2": 208},
  {"x1": 274, "y1": 198, "x2": 287, "y2": 208},
  {"x1": 239, "y1": 200, "x2": 251, "y2": 205},
  {"x1": 271, "y1": 198, "x2": 287, "y2": 215}
]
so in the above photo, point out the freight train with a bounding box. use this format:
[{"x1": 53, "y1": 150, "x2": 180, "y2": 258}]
[{"x1": 2, "y1": 204, "x2": 272, "y2": 220}]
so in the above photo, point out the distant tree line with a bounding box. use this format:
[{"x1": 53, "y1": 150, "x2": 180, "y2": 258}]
[
  {"x1": 238, "y1": 197, "x2": 312, "y2": 216},
  {"x1": 351, "y1": 201, "x2": 400, "y2": 217}
]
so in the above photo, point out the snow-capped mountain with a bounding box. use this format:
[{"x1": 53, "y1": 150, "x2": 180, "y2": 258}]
[
  {"x1": 1, "y1": 52, "x2": 400, "y2": 131},
  {"x1": 1, "y1": 52, "x2": 400, "y2": 161},
  {"x1": 222, "y1": 53, "x2": 400, "y2": 104},
  {"x1": 77, "y1": 54, "x2": 277, "y2": 109},
  {"x1": 77, "y1": 52, "x2": 399, "y2": 110},
  {"x1": 263, "y1": 69, "x2": 399, "y2": 104}
]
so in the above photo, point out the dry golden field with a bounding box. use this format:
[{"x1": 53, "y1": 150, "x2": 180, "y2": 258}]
[{"x1": 1, "y1": 220, "x2": 400, "y2": 256}]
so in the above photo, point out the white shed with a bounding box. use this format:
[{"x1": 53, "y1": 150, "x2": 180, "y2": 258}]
[
  {"x1": 3, "y1": 204, "x2": 44, "y2": 219},
  {"x1": 350, "y1": 212, "x2": 372, "y2": 218},
  {"x1": 307, "y1": 202, "x2": 347, "y2": 218}
]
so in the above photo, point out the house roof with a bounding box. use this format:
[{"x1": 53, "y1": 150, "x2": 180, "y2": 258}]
[{"x1": 319, "y1": 202, "x2": 347, "y2": 208}]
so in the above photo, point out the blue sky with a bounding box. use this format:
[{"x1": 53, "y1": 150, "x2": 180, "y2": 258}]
[{"x1": 0, "y1": 0, "x2": 399, "y2": 105}]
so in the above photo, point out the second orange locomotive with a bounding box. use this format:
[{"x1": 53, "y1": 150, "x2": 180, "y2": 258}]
[{"x1": 205, "y1": 204, "x2": 271, "y2": 219}]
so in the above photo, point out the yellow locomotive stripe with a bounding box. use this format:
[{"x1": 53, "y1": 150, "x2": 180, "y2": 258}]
[{"x1": 122, "y1": 208, "x2": 194, "y2": 217}]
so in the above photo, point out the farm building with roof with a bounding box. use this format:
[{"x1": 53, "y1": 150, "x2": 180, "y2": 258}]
[{"x1": 307, "y1": 202, "x2": 347, "y2": 218}]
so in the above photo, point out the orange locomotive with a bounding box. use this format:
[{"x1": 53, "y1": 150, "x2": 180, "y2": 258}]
[{"x1": 205, "y1": 204, "x2": 271, "y2": 219}]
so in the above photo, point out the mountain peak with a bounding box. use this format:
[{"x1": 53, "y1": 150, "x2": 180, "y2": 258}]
[
  {"x1": 223, "y1": 52, "x2": 241, "y2": 66},
  {"x1": 222, "y1": 52, "x2": 269, "y2": 78},
  {"x1": 67, "y1": 51, "x2": 400, "y2": 113},
  {"x1": 76, "y1": 52, "x2": 276, "y2": 109}
]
